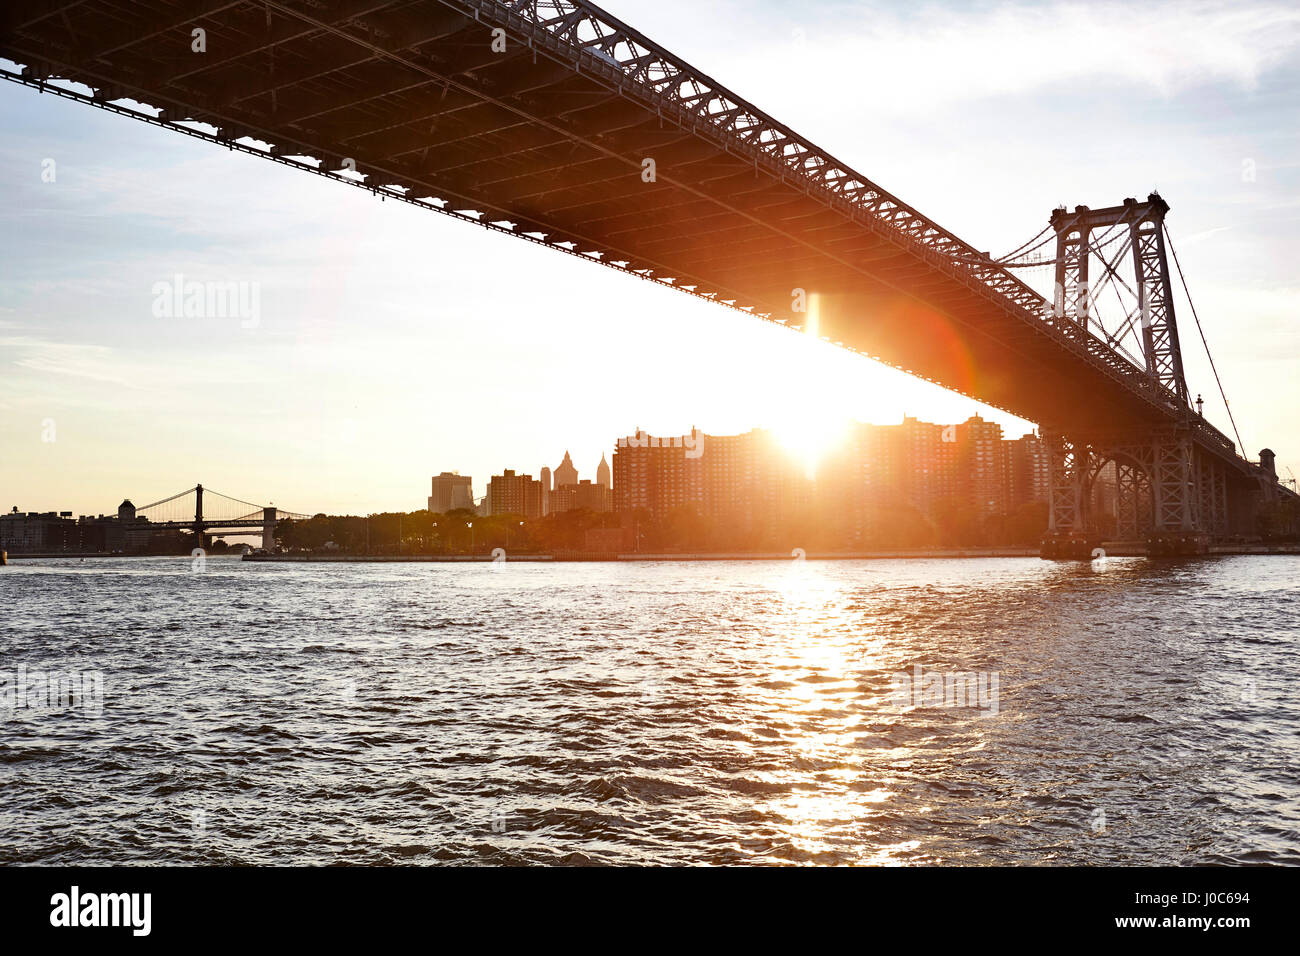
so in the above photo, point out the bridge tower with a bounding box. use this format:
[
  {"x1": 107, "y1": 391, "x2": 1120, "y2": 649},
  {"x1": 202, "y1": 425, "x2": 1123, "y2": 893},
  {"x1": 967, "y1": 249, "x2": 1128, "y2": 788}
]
[
  {"x1": 261, "y1": 507, "x2": 277, "y2": 551},
  {"x1": 1040, "y1": 195, "x2": 1227, "y2": 559},
  {"x1": 192, "y1": 482, "x2": 210, "y2": 551}
]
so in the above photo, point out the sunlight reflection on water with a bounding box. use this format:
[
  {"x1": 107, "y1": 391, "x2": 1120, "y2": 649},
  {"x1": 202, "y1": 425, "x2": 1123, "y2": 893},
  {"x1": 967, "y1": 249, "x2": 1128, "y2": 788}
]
[{"x1": 1, "y1": 554, "x2": 1297, "y2": 865}]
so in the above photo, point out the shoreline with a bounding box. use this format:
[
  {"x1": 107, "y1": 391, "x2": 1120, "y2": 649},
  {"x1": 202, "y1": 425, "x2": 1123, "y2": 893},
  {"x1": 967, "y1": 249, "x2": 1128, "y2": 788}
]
[
  {"x1": 239, "y1": 548, "x2": 1045, "y2": 562},
  {"x1": 4, "y1": 545, "x2": 1298, "y2": 562},
  {"x1": 241, "y1": 544, "x2": 1300, "y2": 561}
]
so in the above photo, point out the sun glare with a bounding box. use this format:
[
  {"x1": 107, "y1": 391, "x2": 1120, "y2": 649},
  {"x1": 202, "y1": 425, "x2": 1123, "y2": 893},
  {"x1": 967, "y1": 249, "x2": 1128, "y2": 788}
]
[{"x1": 770, "y1": 413, "x2": 854, "y2": 479}]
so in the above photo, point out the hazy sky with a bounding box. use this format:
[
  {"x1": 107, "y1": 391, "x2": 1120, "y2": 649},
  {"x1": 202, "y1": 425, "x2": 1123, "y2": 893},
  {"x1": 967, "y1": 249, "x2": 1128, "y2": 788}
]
[{"x1": 2, "y1": 0, "x2": 1298, "y2": 516}]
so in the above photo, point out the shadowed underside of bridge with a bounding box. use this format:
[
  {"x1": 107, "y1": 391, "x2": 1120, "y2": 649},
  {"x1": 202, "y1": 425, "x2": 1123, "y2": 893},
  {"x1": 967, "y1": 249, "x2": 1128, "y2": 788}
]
[
  {"x1": 2, "y1": 0, "x2": 1292, "y2": 553},
  {"x1": 1, "y1": 0, "x2": 1199, "y2": 428}
]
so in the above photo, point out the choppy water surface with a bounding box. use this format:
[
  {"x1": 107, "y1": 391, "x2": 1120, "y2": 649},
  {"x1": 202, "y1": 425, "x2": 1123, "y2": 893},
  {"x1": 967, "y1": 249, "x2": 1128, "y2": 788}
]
[{"x1": 1, "y1": 555, "x2": 1297, "y2": 865}]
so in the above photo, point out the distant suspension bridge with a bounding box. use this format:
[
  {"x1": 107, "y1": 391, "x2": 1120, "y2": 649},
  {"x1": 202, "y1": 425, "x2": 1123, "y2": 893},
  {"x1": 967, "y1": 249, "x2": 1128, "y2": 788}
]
[{"x1": 128, "y1": 485, "x2": 310, "y2": 549}]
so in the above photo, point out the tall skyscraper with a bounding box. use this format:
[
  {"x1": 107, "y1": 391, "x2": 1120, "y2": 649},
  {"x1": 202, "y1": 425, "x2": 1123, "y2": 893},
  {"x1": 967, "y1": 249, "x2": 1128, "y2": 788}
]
[
  {"x1": 596, "y1": 454, "x2": 611, "y2": 490},
  {"x1": 554, "y1": 450, "x2": 578, "y2": 489},
  {"x1": 428, "y1": 472, "x2": 474, "y2": 513},
  {"x1": 539, "y1": 466, "x2": 552, "y2": 515}
]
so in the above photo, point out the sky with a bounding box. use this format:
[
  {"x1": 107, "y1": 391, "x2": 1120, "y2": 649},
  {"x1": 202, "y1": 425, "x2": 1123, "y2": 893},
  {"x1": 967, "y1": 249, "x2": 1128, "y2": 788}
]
[{"x1": 1, "y1": 0, "x2": 1298, "y2": 517}]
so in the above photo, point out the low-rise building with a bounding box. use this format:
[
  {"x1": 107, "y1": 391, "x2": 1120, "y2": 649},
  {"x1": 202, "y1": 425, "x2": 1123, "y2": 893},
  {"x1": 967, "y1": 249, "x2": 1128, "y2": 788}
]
[{"x1": 550, "y1": 479, "x2": 613, "y2": 514}]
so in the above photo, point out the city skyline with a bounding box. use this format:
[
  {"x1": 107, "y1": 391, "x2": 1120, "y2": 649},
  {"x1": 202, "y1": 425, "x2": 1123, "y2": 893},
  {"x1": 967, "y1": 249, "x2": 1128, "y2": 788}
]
[
  {"x1": 3, "y1": 0, "x2": 1299, "y2": 517},
  {"x1": 1, "y1": 410, "x2": 1053, "y2": 555},
  {"x1": 4, "y1": 410, "x2": 1042, "y2": 523}
]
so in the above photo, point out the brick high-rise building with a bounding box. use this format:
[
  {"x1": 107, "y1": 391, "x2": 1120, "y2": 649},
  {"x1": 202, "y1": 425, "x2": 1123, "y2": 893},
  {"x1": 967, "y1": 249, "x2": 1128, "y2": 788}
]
[
  {"x1": 1005, "y1": 432, "x2": 1050, "y2": 509},
  {"x1": 612, "y1": 426, "x2": 810, "y2": 527},
  {"x1": 486, "y1": 469, "x2": 543, "y2": 517},
  {"x1": 819, "y1": 421, "x2": 902, "y2": 540},
  {"x1": 902, "y1": 415, "x2": 959, "y2": 511},
  {"x1": 612, "y1": 417, "x2": 1051, "y2": 538},
  {"x1": 699, "y1": 428, "x2": 810, "y2": 530},
  {"x1": 819, "y1": 415, "x2": 1040, "y2": 535},
  {"x1": 955, "y1": 415, "x2": 1006, "y2": 517},
  {"x1": 612, "y1": 428, "x2": 703, "y2": 518}
]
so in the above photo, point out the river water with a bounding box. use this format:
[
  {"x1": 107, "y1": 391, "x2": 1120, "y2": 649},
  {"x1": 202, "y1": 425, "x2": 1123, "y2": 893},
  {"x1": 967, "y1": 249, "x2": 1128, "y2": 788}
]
[{"x1": 1, "y1": 555, "x2": 1296, "y2": 865}]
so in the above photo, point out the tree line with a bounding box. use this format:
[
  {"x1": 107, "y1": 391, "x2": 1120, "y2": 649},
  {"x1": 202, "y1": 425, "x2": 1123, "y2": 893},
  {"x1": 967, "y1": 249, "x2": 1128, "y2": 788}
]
[{"x1": 270, "y1": 499, "x2": 1052, "y2": 554}]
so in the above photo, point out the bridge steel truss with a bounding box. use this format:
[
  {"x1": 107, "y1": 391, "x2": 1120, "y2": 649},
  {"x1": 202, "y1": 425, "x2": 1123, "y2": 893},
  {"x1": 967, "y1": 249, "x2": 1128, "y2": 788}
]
[
  {"x1": 1050, "y1": 196, "x2": 1189, "y2": 408},
  {"x1": 1040, "y1": 426, "x2": 1237, "y2": 558},
  {"x1": 1, "y1": 0, "x2": 1292, "y2": 557}
]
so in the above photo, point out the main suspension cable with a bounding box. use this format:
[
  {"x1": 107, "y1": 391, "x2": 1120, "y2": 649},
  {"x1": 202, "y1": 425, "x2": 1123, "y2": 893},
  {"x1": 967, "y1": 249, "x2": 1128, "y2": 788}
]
[
  {"x1": 993, "y1": 223, "x2": 1054, "y2": 262},
  {"x1": 1164, "y1": 224, "x2": 1246, "y2": 453}
]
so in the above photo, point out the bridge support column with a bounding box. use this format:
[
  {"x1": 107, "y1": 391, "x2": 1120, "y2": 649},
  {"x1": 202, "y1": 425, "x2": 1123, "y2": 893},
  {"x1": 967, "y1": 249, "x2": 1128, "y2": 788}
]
[
  {"x1": 1040, "y1": 430, "x2": 1101, "y2": 560},
  {"x1": 1196, "y1": 452, "x2": 1228, "y2": 537},
  {"x1": 1115, "y1": 460, "x2": 1150, "y2": 541},
  {"x1": 1146, "y1": 432, "x2": 1210, "y2": 556}
]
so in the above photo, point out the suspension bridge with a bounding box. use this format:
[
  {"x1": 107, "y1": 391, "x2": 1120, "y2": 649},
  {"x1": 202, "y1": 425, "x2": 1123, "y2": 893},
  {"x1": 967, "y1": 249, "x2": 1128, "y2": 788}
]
[
  {"x1": 127, "y1": 485, "x2": 311, "y2": 549},
  {"x1": 2, "y1": 0, "x2": 1295, "y2": 557}
]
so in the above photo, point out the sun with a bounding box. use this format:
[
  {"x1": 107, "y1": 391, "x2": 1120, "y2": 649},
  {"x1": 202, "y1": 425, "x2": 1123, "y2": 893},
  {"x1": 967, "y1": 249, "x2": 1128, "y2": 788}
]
[
  {"x1": 761, "y1": 291, "x2": 861, "y2": 477},
  {"x1": 769, "y1": 413, "x2": 854, "y2": 479}
]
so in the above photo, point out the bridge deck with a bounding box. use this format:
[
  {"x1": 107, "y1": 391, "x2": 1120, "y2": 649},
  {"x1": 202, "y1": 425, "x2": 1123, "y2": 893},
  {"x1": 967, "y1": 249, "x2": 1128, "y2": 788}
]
[{"x1": 0, "y1": 0, "x2": 1251, "y2": 472}]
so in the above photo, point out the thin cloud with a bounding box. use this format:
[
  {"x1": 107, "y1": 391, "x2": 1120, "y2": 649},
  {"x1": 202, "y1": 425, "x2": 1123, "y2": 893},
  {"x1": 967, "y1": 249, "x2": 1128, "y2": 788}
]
[
  {"x1": 1179, "y1": 226, "x2": 1234, "y2": 245},
  {"x1": 3, "y1": 337, "x2": 141, "y2": 388},
  {"x1": 737, "y1": 1, "x2": 1300, "y2": 113}
]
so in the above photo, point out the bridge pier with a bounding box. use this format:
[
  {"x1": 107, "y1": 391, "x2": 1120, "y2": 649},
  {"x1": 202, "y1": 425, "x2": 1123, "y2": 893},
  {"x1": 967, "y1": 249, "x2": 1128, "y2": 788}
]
[
  {"x1": 1041, "y1": 422, "x2": 1285, "y2": 558},
  {"x1": 1145, "y1": 531, "x2": 1211, "y2": 557},
  {"x1": 1040, "y1": 429, "x2": 1103, "y2": 560},
  {"x1": 1040, "y1": 425, "x2": 1213, "y2": 559},
  {"x1": 1040, "y1": 532, "x2": 1100, "y2": 561}
]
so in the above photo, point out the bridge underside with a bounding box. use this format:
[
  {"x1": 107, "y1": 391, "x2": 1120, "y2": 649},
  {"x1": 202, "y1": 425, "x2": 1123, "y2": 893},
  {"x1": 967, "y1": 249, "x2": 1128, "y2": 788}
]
[
  {"x1": 0, "y1": 0, "x2": 1210, "y2": 432},
  {"x1": 147, "y1": 520, "x2": 278, "y2": 549}
]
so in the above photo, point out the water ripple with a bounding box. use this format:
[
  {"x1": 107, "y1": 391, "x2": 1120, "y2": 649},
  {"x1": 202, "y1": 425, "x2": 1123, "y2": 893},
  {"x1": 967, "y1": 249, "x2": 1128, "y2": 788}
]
[{"x1": 0, "y1": 555, "x2": 1297, "y2": 865}]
